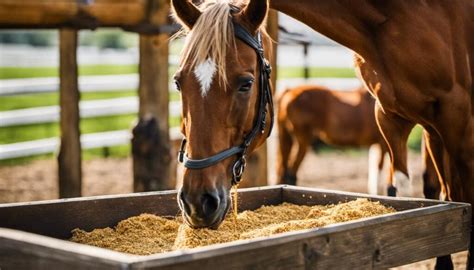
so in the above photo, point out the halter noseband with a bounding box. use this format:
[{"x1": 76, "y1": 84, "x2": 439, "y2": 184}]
[{"x1": 177, "y1": 21, "x2": 274, "y2": 185}]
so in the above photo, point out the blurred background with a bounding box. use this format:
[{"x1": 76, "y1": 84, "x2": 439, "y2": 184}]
[{"x1": 0, "y1": 13, "x2": 423, "y2": 203}]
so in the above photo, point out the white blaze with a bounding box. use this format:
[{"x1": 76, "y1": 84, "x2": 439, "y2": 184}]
[{"x1": 194, "y1": 58, "x2": 216, "y2": 97}]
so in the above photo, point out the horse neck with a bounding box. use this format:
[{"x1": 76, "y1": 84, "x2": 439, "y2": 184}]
[{"x1": 270, "y1": 0, "x2": 386, "y2": 55}]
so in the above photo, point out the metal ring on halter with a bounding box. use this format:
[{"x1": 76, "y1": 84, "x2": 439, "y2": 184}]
[{"x1": 232, "y1": 156, "x2": 246, "y2": 184}]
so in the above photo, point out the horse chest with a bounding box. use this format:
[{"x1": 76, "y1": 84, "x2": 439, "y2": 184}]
[
  {"x1": 355, "y1": 5, "x2": 466, "y2": 121},
  {"x1": 356, "y1": 51, "x2": 449, "y2": 123}
]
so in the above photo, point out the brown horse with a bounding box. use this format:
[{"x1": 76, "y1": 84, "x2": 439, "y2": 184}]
[
  {"x1": 269, "y1": 1, "x2": 474, "y2": 269},
  {"x1": 172, "y1": 0, "x2": 473, "y2": 267},
  {"x1": 422, "y1": 132, "x2": 442, "y2": 200},
  {"x1": 171, "y1": 0, "x2": 274, "y2": 229},
  {"x1": 276, "y1": 85, "x2": 406, "y2": 196}
]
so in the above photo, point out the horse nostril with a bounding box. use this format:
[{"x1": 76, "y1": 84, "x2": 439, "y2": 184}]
[
  {"x1": 179, "y1": 191, "x2": 192, "y2": 215},
  {"x1": 201, "y1": 193, "x2": 220, "y2": 217}
]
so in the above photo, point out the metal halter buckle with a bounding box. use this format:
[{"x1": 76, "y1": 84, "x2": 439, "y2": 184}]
[
  {"x1": 232, "y1": 156, "x2": 247, "y2": 184},
  {"x1": 264, "y1": 58, "x2": 272, "y2": 76}
]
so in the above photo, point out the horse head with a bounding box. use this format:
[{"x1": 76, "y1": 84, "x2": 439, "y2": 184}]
[{"x1": 172, "y1": 0, "x2": 274, "y2": 228}]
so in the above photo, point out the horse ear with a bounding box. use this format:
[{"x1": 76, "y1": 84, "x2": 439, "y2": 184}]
[
  {"x1": 171, "y1": 0, "x2": 201, "y2": 29},
  {"x1": 240, "y1": 0, "x2": 269, "y2": 32}
]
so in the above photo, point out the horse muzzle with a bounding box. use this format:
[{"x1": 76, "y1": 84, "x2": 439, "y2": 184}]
[{"x1": 178, "y1": 187, "x2": 230, "y2": 229}]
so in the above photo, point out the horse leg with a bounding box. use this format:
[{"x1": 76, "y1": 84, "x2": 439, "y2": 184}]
[
  {"x1": 428, "y1": 95, "x2": 474, "y2": 270},
  {"x1": 287, "y1": 131, "x2": 310, "y2": 185},
  {"x1": 378, "y1": 143, "x2": 389, "y2": 193},
  {"x1": 368, "y1": 143, "x2": 384, "y2": 195},
  {"x1": 277, "y1": 120, "x2": 295, "y2": 185},
  {"x1": 423, "y1": 128, "x2": 453, "y2": 270},
  {"x1": 375, "y1": 104, "x2": 415, "y2": 197},
  {"x1": 421, "y1": 130, "x2": 442, "y2": 200}
]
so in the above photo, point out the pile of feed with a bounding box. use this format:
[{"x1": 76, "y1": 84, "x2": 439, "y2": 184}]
[{"x1": 70, "y1": 198, "x2": 395, "y2": 255}]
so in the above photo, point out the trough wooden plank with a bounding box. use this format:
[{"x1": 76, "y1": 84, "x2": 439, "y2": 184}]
[
  {"x1": 234, "y1": 185, "x2": 283, "y2": 211},
  {"x1": 0, "y1": 186, "x2": 470, "y2": 269},
  {"x1": 0, "y1": 228, "x2": 133, "y2": 270},
  {"x1": 130, "y1": 204, "x2": 470, "y2": 269},
  {"x1": 0, "y1": 186, "x2": 282, "y2": 239},
  {"x1": 0, "y1": 191, "x2": 179, "y2": 239},
  {"x1": 282, "y1": 185, "x2": 442, "y2": 210}
]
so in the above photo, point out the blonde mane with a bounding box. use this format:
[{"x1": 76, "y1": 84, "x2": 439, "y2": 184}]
[{"x1": 174, "y1": 0, "x2": 268, "y2": 88}]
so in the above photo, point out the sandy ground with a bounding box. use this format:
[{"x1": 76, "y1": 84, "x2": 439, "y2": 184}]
[{"x1": 0, "y1": 150, "x2": 468, "y2": 269}]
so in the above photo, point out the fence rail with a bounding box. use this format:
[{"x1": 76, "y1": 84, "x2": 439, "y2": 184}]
[
  {"x1": 0, "y1": 75, "x2": 360, "y2": 96},
  {"x1": 0, "y1": 97, "x2": 181, "y2": 127},
  {"x1": 0, "y1": 74, "x2": 139, "y2": 96},
  {"x1": 0, "y1": 76, "x2": 360, "y2": 160},
  {"x1": 0, "y1": 128, "x2": 181, "y2": 160}
]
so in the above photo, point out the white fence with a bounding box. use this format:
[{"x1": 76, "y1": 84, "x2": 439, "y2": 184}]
[
  {"x1": 0, "y1": 74, "x2": 139, "y2": 95},
  {"x1": 0, "y1": 76, "x2": 360, "y2": 160},
  {"x1": 0, "y1": 128, "x2": 182, "y2": 160},
  {"x1": 0, "y1": 97, "x2": 182, "y2": 127},
  {"x1": 0, "y1": 75, "x2": 360, "y2": 96}
]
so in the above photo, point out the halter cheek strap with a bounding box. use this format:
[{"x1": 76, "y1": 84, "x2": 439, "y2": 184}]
[
  {"x1": 178, "y1": 141, "x2": 244, "y2": 170},
  {"x1": 178, "y1": 21, "x2": 274, "y2": 185}
]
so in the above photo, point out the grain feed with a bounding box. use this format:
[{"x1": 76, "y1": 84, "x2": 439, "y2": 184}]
[{"x1": 71, "y1": 198, "x2": 395, "y2": 255}]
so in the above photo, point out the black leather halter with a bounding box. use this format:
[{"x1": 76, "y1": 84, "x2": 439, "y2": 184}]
[{"x1": 177, "y1": 21, "x2": 274, "y2": 185}]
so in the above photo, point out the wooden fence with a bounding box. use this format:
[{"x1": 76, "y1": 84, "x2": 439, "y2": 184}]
[
  {"x1": 0, "y1": 77, "x2": 361, "y2": 159},
  {"x1": 0, "y1": 0, "x2": 277, "y2": 197}
]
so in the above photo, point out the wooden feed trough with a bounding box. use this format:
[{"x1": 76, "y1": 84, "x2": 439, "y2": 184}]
[{"x1": 0, "y1": 185, "x2": 470, "y2": 269}]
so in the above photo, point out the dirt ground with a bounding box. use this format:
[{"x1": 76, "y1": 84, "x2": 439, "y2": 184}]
[{"x1": 0, "y1": 150, "x2": 467, "y2": 269}]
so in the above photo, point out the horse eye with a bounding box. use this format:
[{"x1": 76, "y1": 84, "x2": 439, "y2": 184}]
[
  {"x1": 239, "y1": 81, "x2": 253, "y2": 92},
  {"x1": 174, "y1": 80, "x2": 181, "y2": 92}
]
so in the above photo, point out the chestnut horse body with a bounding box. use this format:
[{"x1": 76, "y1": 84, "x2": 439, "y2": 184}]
[
  {"x1": 172, "y1": 0, "x2": 473, "y2": 268},
  {"x1": 270, "y1": 1, "x2": 474, "y2": 268},
  {"x1": 277, "y1": 85, "x2": 394, "y2": 195}
]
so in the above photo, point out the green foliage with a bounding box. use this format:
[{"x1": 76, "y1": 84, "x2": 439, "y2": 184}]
[
  {"x1": 0, "y1": 30, "x2": 55, "y2": 47},
  {"x1": 0, "y1": 114, "x2": 181, "y2": 145},
  {"x1": 0, "y1": 65, "x2": 354, "y2": 80},
  {"x1": 0, "y1": 90, "x2": 180, "y2": 112},
  {"x1": 0, "y1": 63, "x2": 354, "y2": 164},
  {"x1": 0, "y1": 114, "x2": 132, "y2": 144},
  {"x1": 83, "y1": 145, "x2": 131, "y2": 160},
  {"x1": 0, "y1": 90, "x2": 137, "y2": 111},
  {"x1": 407, "y1": 125, "x2": 423, "y2": 151},
  {"x1": 0, "y1": 122, "x2": 59, "y2": 145},
  {"x1": 0, "y1": 65, "x2": 139, "y2": 79},
  {"x1": 278, "y1": 67, "x2": 356, "y2": 78},
  {"x1": 0, "y1": 153, "x2": 55, "y2": 166},
  {"x1": 0, "y1": 67, "x2": 58, "y2": 79},
  {"x1": 79, "y1": 29, "x2": 137, "y2": 49},
  {"x1": 0, "y1": 146, "x2": 131, "y2": 166},
  {"x1": 96, "y1": 32, "x2": 127, "y2": 49}
]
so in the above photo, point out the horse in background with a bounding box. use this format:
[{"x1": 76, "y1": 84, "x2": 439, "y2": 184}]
[
  {"x1": 276, "y1": 85, "x2": 408, "y2": 196},
  {"x1": 276, "y1": 84, "x2": 445, "y2": 199},
  {"x1": 270, "y1": 2, "x2": 473, "y2": 267},
  {"x1": 170, "y1": 0, "x2": 472, "y2": 267}
]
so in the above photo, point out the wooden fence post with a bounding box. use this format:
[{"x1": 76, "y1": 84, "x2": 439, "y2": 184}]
[
  {"x1": 132, "y1": 32, "x2": 175, "y2": 192},
  {"x1": 58, "y1": 28, "x2": 82, "y2": 198},
  {"x1": 240, "y1": 10, "x2": 278, "y2": 188}
]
